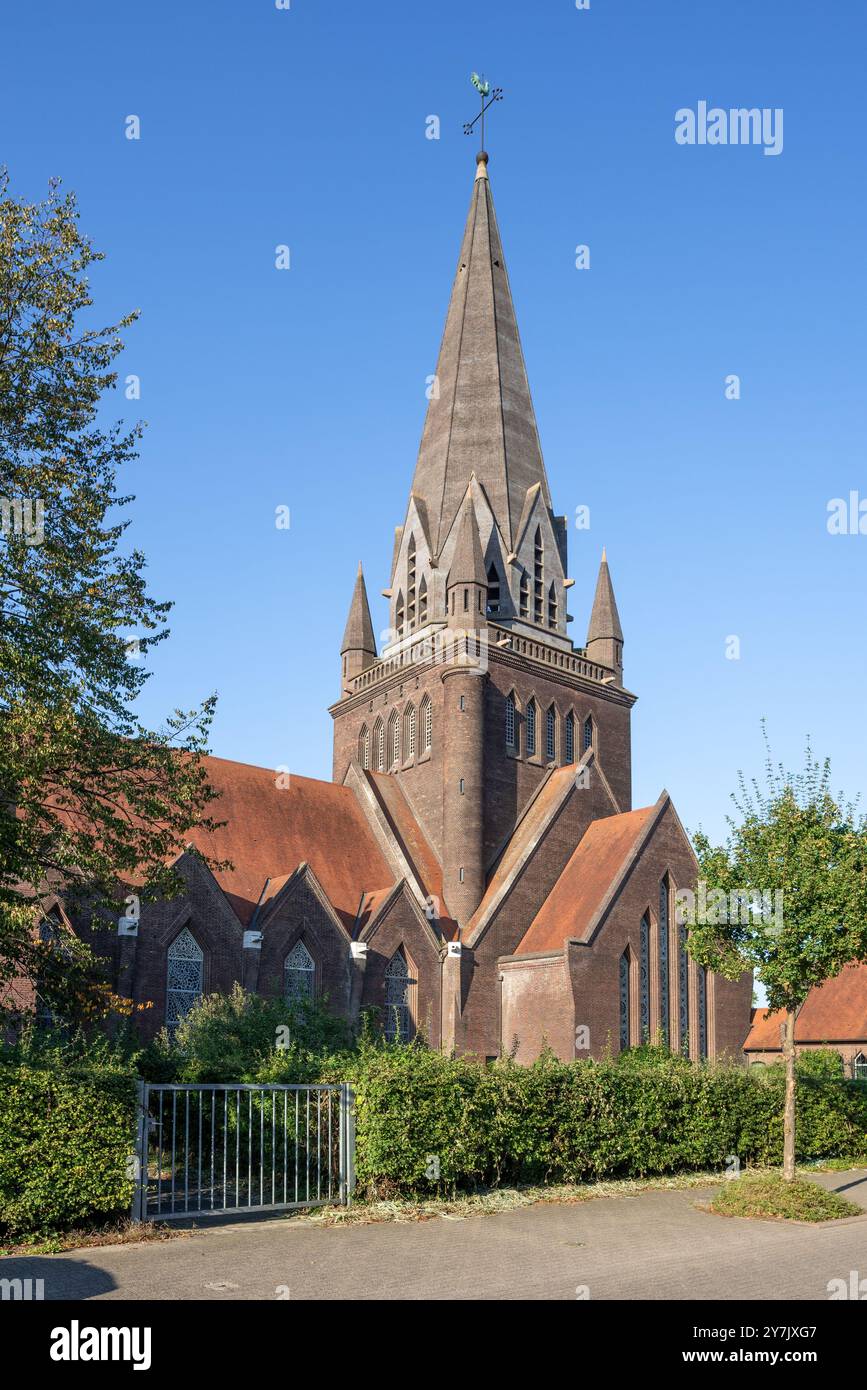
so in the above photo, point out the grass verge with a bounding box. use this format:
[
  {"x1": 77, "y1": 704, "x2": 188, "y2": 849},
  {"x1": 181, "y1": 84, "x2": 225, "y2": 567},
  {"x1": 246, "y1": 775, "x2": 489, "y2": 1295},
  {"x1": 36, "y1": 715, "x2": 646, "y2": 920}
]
[{"x1": 708, "y1": 1173, "x2": 862, "y2": 1223}]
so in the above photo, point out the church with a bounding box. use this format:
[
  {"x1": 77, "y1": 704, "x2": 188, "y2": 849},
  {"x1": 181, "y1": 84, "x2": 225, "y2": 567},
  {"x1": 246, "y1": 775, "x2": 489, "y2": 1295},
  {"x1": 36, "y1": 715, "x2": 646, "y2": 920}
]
[{"x1": 101, "y1": 151, "x2": 752, "y2": 1062}]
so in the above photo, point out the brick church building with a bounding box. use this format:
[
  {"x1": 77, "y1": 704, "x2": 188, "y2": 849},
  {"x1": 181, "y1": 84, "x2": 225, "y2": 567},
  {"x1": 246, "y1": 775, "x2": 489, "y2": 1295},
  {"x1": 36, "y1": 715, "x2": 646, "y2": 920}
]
[{"x1": 91, "y1": 151, "x2": 751, "y2": 1060}]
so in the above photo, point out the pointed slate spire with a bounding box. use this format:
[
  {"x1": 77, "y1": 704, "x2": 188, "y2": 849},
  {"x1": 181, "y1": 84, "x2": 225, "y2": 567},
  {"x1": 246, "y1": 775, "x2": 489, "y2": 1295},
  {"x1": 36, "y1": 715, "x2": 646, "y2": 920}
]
[
  {"x1": 408, "y1": 152, "x2": 553, "y2": 557},
  {"x1": 340, "y1": 563, "x2": 377, "y2": 685},
  {"x1": 448, "y1": 492, "x2": 487, "y2": 588},
  {"x1": 585, "y1": 549, "x2": 623, "y2": 680}
]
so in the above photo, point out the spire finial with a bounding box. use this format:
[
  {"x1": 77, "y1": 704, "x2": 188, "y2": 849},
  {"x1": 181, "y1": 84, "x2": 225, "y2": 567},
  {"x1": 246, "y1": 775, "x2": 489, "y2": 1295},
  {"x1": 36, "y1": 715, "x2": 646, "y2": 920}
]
[{"x1": 601, "y1": 546, "x2": 607, "y2": 563}]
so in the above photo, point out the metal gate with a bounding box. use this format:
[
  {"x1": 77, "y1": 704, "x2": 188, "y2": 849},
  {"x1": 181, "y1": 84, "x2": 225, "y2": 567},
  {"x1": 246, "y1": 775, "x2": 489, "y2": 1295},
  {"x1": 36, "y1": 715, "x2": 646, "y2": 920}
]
[{"x1": 132, "y1": 1083, "x2": 354, "y2": 1221}]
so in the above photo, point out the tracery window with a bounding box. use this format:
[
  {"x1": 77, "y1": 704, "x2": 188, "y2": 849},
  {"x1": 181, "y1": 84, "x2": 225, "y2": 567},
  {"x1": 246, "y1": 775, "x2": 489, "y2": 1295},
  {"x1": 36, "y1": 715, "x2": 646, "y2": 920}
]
[
  {"x1": 526, "y1": 698, "x2": 537, "y2": 756},
  {"x1": 678, "y1": 923, "x2": 690, "y2": 1054},
  {"x1": 384, "y1": 949, "x2": 415, "y2": 1043},
  {"x1": 166, "y1": 927, "x2": 203, "y2": 1034},
  {"x1": 640, "y1": 914, "x2": 650, "y2": 1041},
  {"x1": 853, "y1": 1052, "x2": 867, "y2": 1081},
  {"x1": 619, "y1": 949, "x2": 630, "y2": 1051},
  {"x1": 658, "y1": 877, "x2": 670, "y2": 1045},
  {"x1": 284, "y1": 940, "x2": 315, "y2": 1002}
]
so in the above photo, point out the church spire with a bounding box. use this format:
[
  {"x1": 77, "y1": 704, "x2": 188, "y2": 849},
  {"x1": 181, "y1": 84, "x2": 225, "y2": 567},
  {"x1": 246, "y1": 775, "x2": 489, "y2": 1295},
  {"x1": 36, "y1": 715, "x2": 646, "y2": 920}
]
[
  {"x1": 340, "y1": 562, "x2": 377, "y2": 688},
  {"x1": 585, "y1": 550, "x2": 624, "y2": 683},
  {"x1": 407, "y1": 152, "x2": 555, "y2": 559}
]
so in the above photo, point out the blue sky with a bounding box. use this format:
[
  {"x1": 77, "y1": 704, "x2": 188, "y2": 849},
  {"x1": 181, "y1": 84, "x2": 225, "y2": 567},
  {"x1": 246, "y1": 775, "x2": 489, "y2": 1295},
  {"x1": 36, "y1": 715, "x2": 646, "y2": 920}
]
[{"x1": 3, "y1": 0, "x2": 866, "y2": 849}]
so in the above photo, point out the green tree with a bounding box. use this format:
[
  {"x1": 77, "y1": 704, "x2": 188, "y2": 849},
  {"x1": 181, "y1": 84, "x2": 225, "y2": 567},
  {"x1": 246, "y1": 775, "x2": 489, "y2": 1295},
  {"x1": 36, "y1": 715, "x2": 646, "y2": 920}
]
[
  {"x1": 0, "y1": 170, "x2": 222, "y2": 1024},
  {"x1": 687, "y1": 732, "x2": 867, "y2": 1180}
]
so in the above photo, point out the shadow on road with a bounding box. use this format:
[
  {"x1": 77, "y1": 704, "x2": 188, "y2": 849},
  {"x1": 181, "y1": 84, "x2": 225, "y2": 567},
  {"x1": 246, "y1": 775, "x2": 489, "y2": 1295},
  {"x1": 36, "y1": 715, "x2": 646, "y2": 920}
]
[{"x1": 0, "y1": 1256, "x2": 117, "y2": 1301}]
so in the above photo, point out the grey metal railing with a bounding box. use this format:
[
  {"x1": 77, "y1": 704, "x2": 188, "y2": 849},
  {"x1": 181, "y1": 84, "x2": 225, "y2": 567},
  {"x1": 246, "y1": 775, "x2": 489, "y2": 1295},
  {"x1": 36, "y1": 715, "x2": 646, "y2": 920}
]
[{"x1": 132, "y1": 1082, "x2": 354, "y2": 1221}]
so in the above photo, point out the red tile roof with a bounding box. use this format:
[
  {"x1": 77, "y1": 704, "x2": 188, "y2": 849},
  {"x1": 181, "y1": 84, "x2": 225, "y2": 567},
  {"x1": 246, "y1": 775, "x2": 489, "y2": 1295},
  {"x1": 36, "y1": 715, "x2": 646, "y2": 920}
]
[
  {"x1": 744, "y1": 962, "x2": 867, "y2": 1050},
  {"x1": 188, "y1": 756, "x2": 394, "y2": 929},
  {"x1": 515, "y1": 803, "x2": 658, "y2": 955},
  {"x1": 365, "y1": 771, "x2": 452, "y2": 926}
]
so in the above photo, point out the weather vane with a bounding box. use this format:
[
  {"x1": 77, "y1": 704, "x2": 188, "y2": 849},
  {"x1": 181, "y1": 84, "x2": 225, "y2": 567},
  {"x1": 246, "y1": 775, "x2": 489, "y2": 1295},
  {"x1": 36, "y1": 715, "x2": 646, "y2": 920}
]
[{"x1": 463, "y1": 72, "x2": 503, "y2": 149}]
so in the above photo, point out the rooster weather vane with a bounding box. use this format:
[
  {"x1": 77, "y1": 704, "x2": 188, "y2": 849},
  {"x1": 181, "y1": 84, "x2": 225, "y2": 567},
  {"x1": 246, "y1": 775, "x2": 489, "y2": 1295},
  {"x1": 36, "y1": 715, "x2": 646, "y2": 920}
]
[{"x1": 463, "y1": 72, "x2": 503, "y2": 149}]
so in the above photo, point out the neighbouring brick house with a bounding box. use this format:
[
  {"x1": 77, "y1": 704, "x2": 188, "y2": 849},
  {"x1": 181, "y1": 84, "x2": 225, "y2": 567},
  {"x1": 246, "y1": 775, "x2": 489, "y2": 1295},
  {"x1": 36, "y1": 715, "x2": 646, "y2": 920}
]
[
  {"x1": 744, "y1": 963, "x2": 867, "y2": 1079},
  {"x1": 66, "y1": 151, "x2": 753, "y2": 1059}
]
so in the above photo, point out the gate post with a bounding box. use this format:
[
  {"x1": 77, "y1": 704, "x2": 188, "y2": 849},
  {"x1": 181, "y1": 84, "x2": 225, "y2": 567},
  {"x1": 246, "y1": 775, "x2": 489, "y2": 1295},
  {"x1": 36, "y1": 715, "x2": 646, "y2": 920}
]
[
  {"x1": 130, "y1": 1079, "x2": 148, "y2": 1223},
  {"x1": 339, "y1": 1084, "x2": 356, "y2": 1206}
]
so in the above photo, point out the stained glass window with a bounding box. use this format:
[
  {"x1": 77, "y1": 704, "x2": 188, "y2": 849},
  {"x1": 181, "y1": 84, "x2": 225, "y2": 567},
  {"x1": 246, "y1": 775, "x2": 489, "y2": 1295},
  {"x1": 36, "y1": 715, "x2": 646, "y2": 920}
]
[
  {"x1": 384, "y1": 950, "x2": 415, "y2": 1042},
  {"x1": 166, "y1": 927, "x2": 203, "y2": 1034},
  {"x1": 619, "y1": 950, "x2": 630, "y2": 1051},
  {"x1": 546, "y1": 706, "x2": 556, "y2": 760},
  {"x1": 640, "y1": 914, "x2": 650, "y2": 1041},
  {"x1": 565, "y1": 712, "x2": 574, "y2": 763},
  {"x1": 658, "y1": 878, "x2": 670, "y2": 1045},
  {"x1": 284, "y1": 940, "x2": 315, "y2": 1002}
]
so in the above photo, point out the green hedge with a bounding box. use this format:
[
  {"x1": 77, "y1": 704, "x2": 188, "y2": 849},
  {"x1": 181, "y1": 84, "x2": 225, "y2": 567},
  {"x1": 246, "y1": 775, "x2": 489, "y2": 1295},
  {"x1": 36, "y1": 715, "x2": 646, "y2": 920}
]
[
  {"x1": 0, "y1": 1063, "x2": 137, "y2": 1238},
  {"x1": 345, "y1": 1047, "x2": 867, "y2": 1198}
]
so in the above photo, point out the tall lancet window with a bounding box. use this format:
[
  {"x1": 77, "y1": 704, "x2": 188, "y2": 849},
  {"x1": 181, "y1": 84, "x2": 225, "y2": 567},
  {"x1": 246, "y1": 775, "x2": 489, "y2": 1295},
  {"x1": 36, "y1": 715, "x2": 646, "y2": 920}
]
[
  {"x1": 388, "y1": 709, "x2": 400, "y2": 769},
  {"x1": 640, "y1": 914, "x2": 650, "y2": 1041},
  {"x1": 404, "y1": 704, "x2": 416, "y2": 759},
  {"x1": 166, "y1": 927, "x2": 203, "y2": 1035},
  {"x1": 658, "y1": 877, "x2": 670, "y2": 1045},
  {"x1": 519, "y1": 570, "x2": 530, "y2": 619},
  {"x1": 395, "y1": 590, "x2": 405, "y2": 636},
  {"x1": 420, "y1": 694, "x2": 432, "y2": 752},
  {"x1": 619, "y1": 949, "x2": 631, "y2": 1051},
  {"x1": 546, "y1": 705, "x2": 556, "y2": 760},
  {"x1": 358, "y1": 725, "x2": 370, "y2": 769},
  {"x1": 526, "y1": 698, "x2": 537, "y2": 756},
  {"x1": 284, "y1": 940, "x2": 315, "y2": 1002},
  {"x1": 583, "y1": 716, "x2": 594, "y2": 752},
  {"x1": 548, "y1": 583, "x2": 557, "y2": 629},
  {"x1": 697, "y1": 965, "x2": 707, "y2": 1059},
  {"x1": 407, "y1": 537, "x2": 416, "y2": 628},
  {"x1": 533, "y1": 527, "x2": 544, "y2": 623},
  {"x1": 384, "y1": 949, "x2": 415, "y2": 1043},
  {"x1": 486, "y1": 563, "x2": 501, "y2": 616},
  {"x1": 678, "y1": 922, "x2": 690, "y2": 1055},
  {"x1": 505, "y1": 691, "x2": 516, "y2": 750},
  {"x1": 418, "y1": 575, "x2": 428, "y2": 625},
  {"x1": 373, "y1": 717, "x2": 385, "y2": 772},
  {"x1": 565, "y1": 711, "x2": 575, "y2": 763}
]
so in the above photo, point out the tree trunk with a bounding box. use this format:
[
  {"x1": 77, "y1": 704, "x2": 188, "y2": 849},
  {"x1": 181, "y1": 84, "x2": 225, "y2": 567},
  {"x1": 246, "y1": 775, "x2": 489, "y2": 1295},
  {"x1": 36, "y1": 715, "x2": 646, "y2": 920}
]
[{"x1": 781, "y1": 1010, "x2": 797, "y2": 1182}]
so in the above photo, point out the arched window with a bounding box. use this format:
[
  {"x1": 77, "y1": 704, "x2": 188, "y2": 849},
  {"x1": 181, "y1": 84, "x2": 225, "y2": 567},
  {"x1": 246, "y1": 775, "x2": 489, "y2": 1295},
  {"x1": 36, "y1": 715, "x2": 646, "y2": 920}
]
[
  {"x1": 486, "y1": 563, "x2": 501, "y2": 616},
  {"x1": 583, "y1": 715, "x2": 594, "y2": 752},
  {"x1": 418, "y1": 575, "x2": 428, "y2": 625},
  {"x1": 545, "y1": 705, "x2": 556, "y2": 760},
  {"x1": 526, "y1": 698, "x2": 537, "y2": 756},
  {"x1": 166, "y1": 927, "x2": 203, "y2": 1035},
  {"x1": 854, "y1": 1052, "x2": 867, "y2": 1080},
  {"x1": 404, "y1": 704, "x2": 416, "y2": 759},
  {"x1": 407, "y1": 537, "x2": 416, "y2": 628},
  {"x1": 619, "y1": 949, "x2": 631, "y2": 1051},
  {"x1": 505, "y1": 691, "x2": 516, "y2": 749},
  {"x1": 373, "y1": 717, "x2": 385, "y2": 772},
  {"x1": 384, "y1": 949, "x2": 416, "y2": 1042},
  {"x1": 678, "y1": 921, "x2": 689, "y2": 1055},
  {"x1": 395, "y1": 590, "x2": 405, "y2": 635},
  {"x1": 358, "y1": 725, "x2": 370, "y2": 769},
  {"x1": 420, "y1": 694, "x2": 432, "y2": 752},
  {"x1": 533, "y1": 527, "x2": 544, "y2": 623},
  {"x1": 284, "y1": 940, "x2": 315, "y2": 1002},
  {"x1": 388, "y1": 709, "x2": 400, "y2": 769},
  {"x1": 565, "y1": 711, "x2": 575, "y2": 763},
  {"x1": 547, "y1": 582, "x2": 557, "y2": 629},
  {"x1": 640, "y1": 914, "x2": 650, "y2": 1041},
  {"x1": 658, "y1": 877, "x2": 670, "y2": 1045}
]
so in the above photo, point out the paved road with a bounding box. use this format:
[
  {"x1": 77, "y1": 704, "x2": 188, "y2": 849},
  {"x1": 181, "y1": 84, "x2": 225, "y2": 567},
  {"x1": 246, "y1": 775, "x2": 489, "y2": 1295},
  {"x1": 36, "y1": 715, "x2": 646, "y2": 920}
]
[{"x1": 4, "y1": 1171, "x2": 867, "y2": 1301}]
